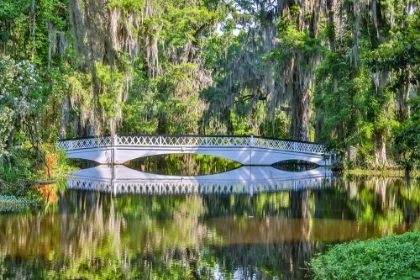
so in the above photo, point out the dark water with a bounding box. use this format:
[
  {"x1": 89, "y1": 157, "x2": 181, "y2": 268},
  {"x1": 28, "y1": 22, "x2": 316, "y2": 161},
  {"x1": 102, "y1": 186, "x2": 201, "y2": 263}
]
[{"x1": 1, "y1": 172, "x2": 420, "y2": 279}]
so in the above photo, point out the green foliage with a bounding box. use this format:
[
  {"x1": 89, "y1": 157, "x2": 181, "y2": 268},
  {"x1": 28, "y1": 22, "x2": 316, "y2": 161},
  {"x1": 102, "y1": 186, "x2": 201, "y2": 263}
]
[
  {"x1": 108, "y1": 0, "x2": 145, "y2": 13},
  {"x1": 0, "y1": 147, "x2": 39, "y2": 196},
  {"x1": 0, "y1": 0, "x2": 31, "y2": 56},
  {"x1": 0, "y1": 142, "x2": 75, "y2": 203},
  {"x1": 0, "y1": 54, "x2": 65, "y2": 195},
  {"x1": 392, "y1": 98, "x2": 420, "y2": 172},
  {"x1": 66, "y1": 72, "x2": 93, "y2": 116},
  {"x1": 0, "y1": 106, "x2": 14, "y2": 157},
  {"x1": 315, "y1": 53, "x2": 375, "y2": 161},
  {"x1": 1, "y1": 0, "x2": 419, "y2": 174},
  {"x1": 368, "y1": 12, "x2": 420, "y2": 83},
  {"x1": 96, "y1": 62, "x2": 125, "y2": 119},
  {"x1": 116, "y1": 0, "x2": 233, "y2": 135},
  {"x1": 275, "y1": 13, "x2": 322, "y2": 57},
  {"x1": 230, "y1": 109, "x2": 252, "y2": 135},
  {"x1": 161, "y1": 5, "x2": 218, "y2": 45},
  {"x1": 309, "y1": 231, "x2": 420, "y2": 280},
  {"x1": 0, "y1": 56, "x2": 45, "y2": 134}
]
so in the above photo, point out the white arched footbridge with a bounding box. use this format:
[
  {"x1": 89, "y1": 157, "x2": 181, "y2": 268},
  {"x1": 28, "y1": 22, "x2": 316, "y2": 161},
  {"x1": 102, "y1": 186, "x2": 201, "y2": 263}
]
[{"x1": 58, "y1": 134, "x2": 329, "y2": 165}]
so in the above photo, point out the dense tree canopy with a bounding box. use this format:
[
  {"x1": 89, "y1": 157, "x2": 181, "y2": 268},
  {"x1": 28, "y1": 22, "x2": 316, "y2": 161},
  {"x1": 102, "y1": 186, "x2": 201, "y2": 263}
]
[{"x1": 0, "y1": 0, "x2": 419, "y2": 175}]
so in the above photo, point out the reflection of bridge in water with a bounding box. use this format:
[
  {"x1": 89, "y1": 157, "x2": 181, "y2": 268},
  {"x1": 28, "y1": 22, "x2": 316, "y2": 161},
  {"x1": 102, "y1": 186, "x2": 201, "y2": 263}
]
[{"x1": 67, "y1": 166, "x2": 337, "y2": 196}]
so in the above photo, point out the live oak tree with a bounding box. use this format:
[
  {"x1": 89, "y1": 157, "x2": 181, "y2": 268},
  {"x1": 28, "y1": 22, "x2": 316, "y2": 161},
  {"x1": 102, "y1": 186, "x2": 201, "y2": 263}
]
[
  {"x1": 1, "y1": 0, "x2": 419, "y2": 179},
  {"x1": 369, "y1": 11, "x2": 420, "y2": 174}
]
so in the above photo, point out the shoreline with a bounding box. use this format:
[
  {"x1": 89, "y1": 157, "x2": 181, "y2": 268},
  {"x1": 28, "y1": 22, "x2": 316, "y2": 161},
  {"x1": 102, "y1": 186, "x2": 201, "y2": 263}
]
[{"x1": 344, "y1": 169, "x2": 420, "y2": 177}]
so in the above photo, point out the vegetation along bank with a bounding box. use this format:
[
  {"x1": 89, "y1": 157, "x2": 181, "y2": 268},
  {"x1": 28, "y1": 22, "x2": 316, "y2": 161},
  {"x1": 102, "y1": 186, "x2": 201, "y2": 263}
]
[{"x1": 0, "y1": 1, "x2": 419, "y2": 195}]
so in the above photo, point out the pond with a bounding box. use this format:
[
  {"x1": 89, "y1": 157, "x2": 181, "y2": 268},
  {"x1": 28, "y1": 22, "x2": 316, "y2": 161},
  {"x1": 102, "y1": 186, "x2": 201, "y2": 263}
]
[{"x1": 0, "y1": 161, "x2": 420, "y2": 279}]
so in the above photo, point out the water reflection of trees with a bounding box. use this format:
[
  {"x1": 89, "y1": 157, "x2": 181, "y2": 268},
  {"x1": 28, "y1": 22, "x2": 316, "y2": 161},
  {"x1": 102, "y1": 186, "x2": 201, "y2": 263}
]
[
  {"x1": 202, "y1": 189, "x2": 346, "y2": 278},
  {"x1": 126, "y1": 153, "x2": 242, "y2": 176},
  {"x1": 0, "y1": 178, "x2": 419, "y2": 278},
  {"x1": 272, "y1": 160, "x2": 319, "y2": 172},
  {"x1": 0, "y1": 191, "x2": 128, "y2": 279},
  {"x1": 343, "y1": 177, "x2": 420, "y2": 234}
]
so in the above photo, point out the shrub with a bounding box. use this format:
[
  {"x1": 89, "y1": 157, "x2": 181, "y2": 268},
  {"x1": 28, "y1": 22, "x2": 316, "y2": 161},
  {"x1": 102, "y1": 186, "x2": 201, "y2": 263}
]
[{"x1": 309, "y1": 231, "x2": 420, "y2": 279}]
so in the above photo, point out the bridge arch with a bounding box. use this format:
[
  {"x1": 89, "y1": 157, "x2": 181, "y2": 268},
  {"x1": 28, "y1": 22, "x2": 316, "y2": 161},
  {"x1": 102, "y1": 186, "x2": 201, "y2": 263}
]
[{"x1": 58, "y1": 134, "x2": 329, "y2": 166}]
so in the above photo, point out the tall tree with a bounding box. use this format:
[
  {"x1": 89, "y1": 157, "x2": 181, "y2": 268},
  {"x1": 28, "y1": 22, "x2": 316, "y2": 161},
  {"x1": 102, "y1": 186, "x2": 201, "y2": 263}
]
[{"x1": 314, "y1": 0, "x2": 417, "y2": 168}]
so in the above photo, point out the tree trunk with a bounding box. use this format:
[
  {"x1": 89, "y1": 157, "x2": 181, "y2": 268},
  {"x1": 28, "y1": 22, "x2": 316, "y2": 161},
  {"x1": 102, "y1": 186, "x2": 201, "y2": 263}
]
[
  {"x1": 60, "y1": 95, "x2": 70, "y2": 139},
  {"x1": 374, "y1": 130, "x2": 387, "y2": 168},
  {"x1": 31, "y1": 0, "x2": 36, "y2": 60},
  {"x1": 289, "y1": 66, "x2": 312, "y2": 141},
  {"x1": 290, "y1": 86, "x2": 311, "y2": 141},
  {"x1": 396, "y1": 69, "x2": 412, "y2": 121}
]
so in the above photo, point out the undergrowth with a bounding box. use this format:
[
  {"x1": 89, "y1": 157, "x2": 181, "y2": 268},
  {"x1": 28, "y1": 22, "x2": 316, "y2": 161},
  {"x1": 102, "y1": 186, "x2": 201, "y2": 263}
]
[{"x1": 309, "y1": 231, "x2": 420, "y2": 279}]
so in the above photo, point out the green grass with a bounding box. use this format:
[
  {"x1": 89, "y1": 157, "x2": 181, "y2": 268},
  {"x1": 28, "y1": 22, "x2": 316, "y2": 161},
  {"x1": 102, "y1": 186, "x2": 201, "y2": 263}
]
[{"x1": 309, "y1": 231, "x2": 420, "y2": 280}]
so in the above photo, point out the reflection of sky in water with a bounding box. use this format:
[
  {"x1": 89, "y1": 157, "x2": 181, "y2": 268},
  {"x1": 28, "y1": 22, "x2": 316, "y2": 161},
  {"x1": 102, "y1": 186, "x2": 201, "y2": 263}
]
[
  {"x1": 213, "y1": 264, "x2": 223, "y2": 279},
  {"x1": 206, "y1": 264, "x2": 261, "y2": 280}
]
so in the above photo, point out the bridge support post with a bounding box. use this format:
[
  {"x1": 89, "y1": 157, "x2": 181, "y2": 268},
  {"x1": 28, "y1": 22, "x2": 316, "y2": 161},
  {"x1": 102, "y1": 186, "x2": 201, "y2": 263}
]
[
  {"x1": 113, "y1": 134, "x2": 119, "y2": 165},
  {"x1": 246, "y1": 134, "x2": 254, "y2": 166}
]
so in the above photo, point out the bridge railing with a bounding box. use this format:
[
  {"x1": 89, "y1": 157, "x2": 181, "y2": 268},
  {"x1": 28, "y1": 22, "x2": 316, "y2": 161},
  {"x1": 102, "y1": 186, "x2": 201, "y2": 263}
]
[
  {"x1": 57, "y1": 136, "x2": 112, "y2": 150},
  {"x1": 117, "y1": 135, "x2": 251, "y2": 147},
  {"x1": 253, "y1": 137, "x2": 325, "y2": 154},
  {"x1": 59, "y1": 134, "x2": 326, "y2": 154}
]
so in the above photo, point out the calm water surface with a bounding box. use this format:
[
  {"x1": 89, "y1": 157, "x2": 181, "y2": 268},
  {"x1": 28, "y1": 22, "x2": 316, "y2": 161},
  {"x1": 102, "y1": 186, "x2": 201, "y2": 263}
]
[{"x1": 1, "y1": 166, "x2": 420, "y2": 279}]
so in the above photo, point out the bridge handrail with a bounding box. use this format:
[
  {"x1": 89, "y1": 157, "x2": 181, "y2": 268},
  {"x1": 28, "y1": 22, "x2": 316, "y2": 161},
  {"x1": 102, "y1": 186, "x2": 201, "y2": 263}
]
[
  {"x1": 58, "y1": 134, "x2": 326, "y2": 154},
  {"x1": 57, "y1": 136, "x2": 112, "y2": 150},
  {"x1": 252, "y1": 137, "x2": 325, "y2": 154}
]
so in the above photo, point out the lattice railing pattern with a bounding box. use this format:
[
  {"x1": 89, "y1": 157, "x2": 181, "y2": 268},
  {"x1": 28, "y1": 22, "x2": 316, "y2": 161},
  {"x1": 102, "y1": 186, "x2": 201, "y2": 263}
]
[
  {"x1": 252, "y1": 138, "x2": 325, "y2": 153},
  {"x1": 67, "y1": 177, "x2": 112, "y2": 192},
  {"x1": 60, "y1": 135, "x2": 326, "y2": 154},
  {"x1": 58, "y1": 136, "x2": 111, "y2": 150},
  {"x1": 116, "y1": 135, "x2": 250, "y2": 147},
  {"x1": 67, "y1": 176, "x2": 336, "y2": 195}
]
